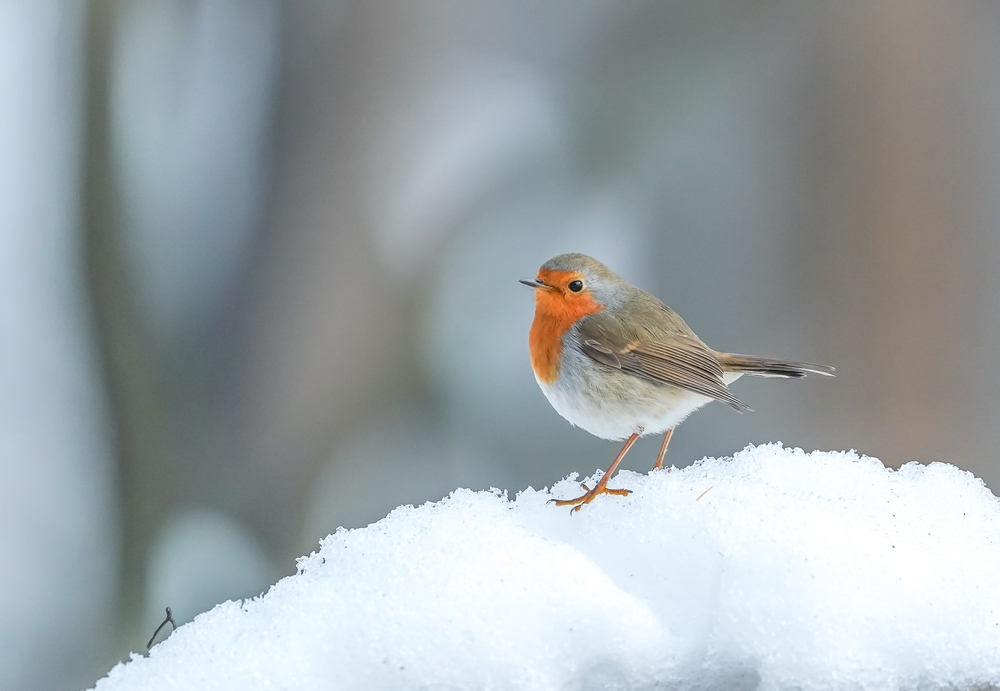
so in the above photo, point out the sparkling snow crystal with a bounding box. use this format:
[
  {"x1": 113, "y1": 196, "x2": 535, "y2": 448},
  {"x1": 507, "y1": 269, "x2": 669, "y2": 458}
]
[{"x1": 92, "y1": 445, "x2": 1000, "y2": 690}]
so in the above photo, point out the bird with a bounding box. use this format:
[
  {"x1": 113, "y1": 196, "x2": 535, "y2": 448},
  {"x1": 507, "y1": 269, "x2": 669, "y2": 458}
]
[{"x1": 521, "y1": 253, "x2": 834, "y2": 512}]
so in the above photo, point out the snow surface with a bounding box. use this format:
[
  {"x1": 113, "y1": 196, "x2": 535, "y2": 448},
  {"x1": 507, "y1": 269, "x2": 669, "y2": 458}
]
[{"x1": 93, "y1": 444, "x2": 1000, "y2": 691}]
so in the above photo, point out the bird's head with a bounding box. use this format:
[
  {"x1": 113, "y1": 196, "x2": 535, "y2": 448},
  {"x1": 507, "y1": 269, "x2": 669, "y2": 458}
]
[{"x1": 520, "y1": 253, "x2": 626, "y2": 322}]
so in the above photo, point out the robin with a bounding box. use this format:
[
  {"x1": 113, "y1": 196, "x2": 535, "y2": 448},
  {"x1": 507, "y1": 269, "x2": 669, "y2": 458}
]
[{"x1": 521, "y1": 253, "x2": 834, "y2": 511}]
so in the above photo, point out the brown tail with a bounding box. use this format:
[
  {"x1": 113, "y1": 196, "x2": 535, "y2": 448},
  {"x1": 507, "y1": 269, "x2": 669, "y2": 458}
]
[{"x1": 717, "y1": 353, "x2": 835, "y2": 379}]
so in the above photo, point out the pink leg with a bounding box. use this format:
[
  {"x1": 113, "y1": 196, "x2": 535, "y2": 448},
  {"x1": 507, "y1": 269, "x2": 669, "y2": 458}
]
[
  {"x1": 652, "y1": 428, "x2": 674, "y2": 470},
  {"x1": 554, "y1": 431, "x2": 641, "y2": 513}
]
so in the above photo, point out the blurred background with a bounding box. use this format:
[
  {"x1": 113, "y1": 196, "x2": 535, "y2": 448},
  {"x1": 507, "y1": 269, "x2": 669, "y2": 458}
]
[{"x1": 3, "y1": 0, "x2": 1000, "y2": 688}]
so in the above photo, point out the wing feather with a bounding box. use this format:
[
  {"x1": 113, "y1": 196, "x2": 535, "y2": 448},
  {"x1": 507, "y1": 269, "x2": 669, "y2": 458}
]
[{"x1": 578, "y1": 314, "x2": 750, "y2": 412}]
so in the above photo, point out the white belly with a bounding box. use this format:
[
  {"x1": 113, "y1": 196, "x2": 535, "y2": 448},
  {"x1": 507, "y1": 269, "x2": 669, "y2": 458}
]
[{"x1": 536, "y1": 345, "x2": 742, "y2": 441}]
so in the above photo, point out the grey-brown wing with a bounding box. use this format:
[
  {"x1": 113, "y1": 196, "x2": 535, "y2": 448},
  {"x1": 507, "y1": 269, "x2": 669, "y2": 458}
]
[{"x1": 578, "y1": 315, "x2": 750, "y2": 411}]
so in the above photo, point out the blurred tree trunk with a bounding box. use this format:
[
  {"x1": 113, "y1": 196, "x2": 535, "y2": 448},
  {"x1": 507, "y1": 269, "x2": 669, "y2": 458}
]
[
  {"x1": 82, "y1": 0, "x2": 151, "y2": 650},
  {"x1": 822, "y1": 0, "x2": 972, "y2": 470}
]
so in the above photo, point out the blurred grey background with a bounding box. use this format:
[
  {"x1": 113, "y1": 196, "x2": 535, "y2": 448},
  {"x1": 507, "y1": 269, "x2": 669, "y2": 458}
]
[{"x1": 3, "y1": 1, "x2": 1000, "y2": 689}]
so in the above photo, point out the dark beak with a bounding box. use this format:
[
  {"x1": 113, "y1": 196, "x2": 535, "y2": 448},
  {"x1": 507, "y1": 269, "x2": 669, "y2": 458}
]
[{"x1": 519, "y1": 278, "x2": 552, "y2": 290}]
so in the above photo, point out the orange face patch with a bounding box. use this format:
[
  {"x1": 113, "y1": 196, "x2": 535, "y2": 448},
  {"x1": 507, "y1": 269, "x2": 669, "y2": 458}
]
[{"x1": 528, "y1": 269, "x2": 604, "y2": 384}]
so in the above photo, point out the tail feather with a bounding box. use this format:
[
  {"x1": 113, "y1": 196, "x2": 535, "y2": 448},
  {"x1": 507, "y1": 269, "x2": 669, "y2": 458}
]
[{"x1": 717, "y1": 353, "x2": 835, "y2": 379}]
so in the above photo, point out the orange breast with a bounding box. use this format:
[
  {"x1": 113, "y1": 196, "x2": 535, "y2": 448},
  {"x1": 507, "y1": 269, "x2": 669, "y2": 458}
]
[{"x1": 528, "y1": 270, "x2": 604, "y2": 384}]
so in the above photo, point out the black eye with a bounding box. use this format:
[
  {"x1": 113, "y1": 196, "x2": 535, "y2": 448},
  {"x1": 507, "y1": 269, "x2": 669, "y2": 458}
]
[{"x1": 568, "y1": 280, "x2": 584, "y2": 293}]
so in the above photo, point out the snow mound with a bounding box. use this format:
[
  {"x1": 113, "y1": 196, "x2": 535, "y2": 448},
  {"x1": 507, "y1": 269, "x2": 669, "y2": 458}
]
[{"x1": 93, "y1": 444, "x2": 1000, "y2": 691}]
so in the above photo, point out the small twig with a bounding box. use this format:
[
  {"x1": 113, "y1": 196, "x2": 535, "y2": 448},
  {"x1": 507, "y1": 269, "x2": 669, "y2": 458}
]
[
  {"x1": 696, "y1": 485, "x2": 714, "y2": 501},
  {"x1": 146, "y1": 607, "x2": 176, "y2": 650}
]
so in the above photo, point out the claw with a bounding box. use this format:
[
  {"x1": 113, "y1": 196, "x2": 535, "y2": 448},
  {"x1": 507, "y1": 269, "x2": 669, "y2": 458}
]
[
  {"x1": 553, "y1": 484, "x2": 632, "y2": 512},
  {"x1": 551, "y1": 431, "x2": 642, "y2": 513}
]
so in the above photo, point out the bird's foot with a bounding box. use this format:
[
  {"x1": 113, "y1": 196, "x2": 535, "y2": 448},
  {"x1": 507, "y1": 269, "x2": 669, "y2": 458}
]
[{"x1": 552, "y1": 482, "x2": 631, "y2": 513}]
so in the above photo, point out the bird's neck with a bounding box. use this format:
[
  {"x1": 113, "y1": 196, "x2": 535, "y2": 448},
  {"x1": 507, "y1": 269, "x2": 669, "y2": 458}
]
[{"x1": 529, "y1": 291, "x2": 603, "y2": 384}]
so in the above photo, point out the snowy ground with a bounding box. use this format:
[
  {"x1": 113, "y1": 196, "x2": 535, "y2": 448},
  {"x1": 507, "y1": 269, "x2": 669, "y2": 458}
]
[{"x1": 92, "y1": 444, "x2": 1000, "y2": 690}]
